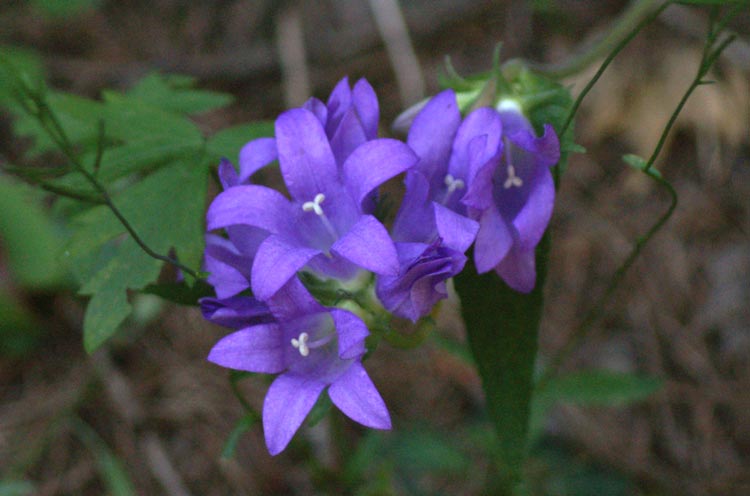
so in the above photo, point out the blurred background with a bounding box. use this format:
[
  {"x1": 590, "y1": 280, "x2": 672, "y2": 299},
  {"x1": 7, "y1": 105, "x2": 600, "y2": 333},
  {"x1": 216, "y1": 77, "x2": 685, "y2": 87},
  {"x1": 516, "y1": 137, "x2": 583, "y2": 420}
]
[{"x1": 0, "y1": 0, "x2": 749, "y2": 494}]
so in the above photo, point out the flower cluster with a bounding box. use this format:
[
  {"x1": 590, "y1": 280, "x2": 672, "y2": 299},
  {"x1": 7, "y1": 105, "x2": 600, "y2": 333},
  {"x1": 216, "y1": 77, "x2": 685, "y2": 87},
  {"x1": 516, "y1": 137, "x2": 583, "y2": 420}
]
[{"x1": 200, "y1": 77, "x2": 560, "y2": 455}]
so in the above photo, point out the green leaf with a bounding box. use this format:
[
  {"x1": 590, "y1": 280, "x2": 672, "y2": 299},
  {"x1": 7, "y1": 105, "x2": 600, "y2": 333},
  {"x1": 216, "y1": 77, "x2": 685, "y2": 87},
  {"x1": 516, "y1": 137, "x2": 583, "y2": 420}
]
[
  {"x1": 71, "y1": 418, "x2": 135, "y2": 496},
  {"x1": 220, "y1": 413, "x2": 259, "y2": 459},
  {"x1": 49, "y1": 136, "x2": 203, "y2": 193},
  {"x1": 141, "y1": 280, "x2": 214, "y2": 306},
  {"x1": 0, "y1": 290, "x2": 43, "y2": 357},
  {"x1": 29, "y1": 0, "x2": 102, "y2": 18},
  {"x1": 453, "y1": 233, "x2": 551, "y2": 493},
  {"x1": 537, "y1": 370, "x2": 662, "y2": 406},
  {"x1": 0, "y1": 175, "x2": 66, "y2": 288},
  {"x1": 127, "y1": 73, "x2": 234, "y2": 115},
  {"x1": 623, "y1": 153, "x2": 661, "y2": 178},
  {"x1": 0, "y1": 46, "x2": 45, "y2": 104},
  {"x1": 69, "y1": 159, "x2": 208, "y2": 352},
  {"x1": 0, "y1": 480, "x2": 36, "y2": 496},
  {"x1": 529, "y1": 371, "x2": 662, "y2": 443},
  {"x1": 101, "y1": 92, "x2": 203, "y2": 143},
  {"x1": 205, "y1": 122, "x2": 275, "y2": 163},
  {"x1": 11, "y1": 92, "x2": 104, "y2": 156}
]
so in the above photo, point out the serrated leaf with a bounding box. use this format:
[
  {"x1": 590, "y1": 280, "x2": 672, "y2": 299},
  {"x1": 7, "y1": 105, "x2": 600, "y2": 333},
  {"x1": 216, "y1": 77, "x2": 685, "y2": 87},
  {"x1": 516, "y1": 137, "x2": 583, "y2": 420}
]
[
  {"x1": 11, "y1": 92, "x2": 104, "y2": 156},
  {"x1": 0, "y1": 46, "x2": 45, "y2": 104},
  {"x1": 101, "y1": 92, "x2": 203, "y2": 143},
  {"x1": 453, "y1": 233, "x2": 550, "y2": 492},
  {"x1": 127, "y1": 72, "x2": 234, "y2": 115},
  {"x1": 205, "y1": 121, "x2": 275, "y2": 163},
  {"x1": 70, "y1": 159, "x2": 208, "y2": 351},
  {"x1": 0, "y1": 175, "x2": 66, "y2": 288},
  {"x1": 49, "y1": 136, "x2": 203, "y2": 193}
]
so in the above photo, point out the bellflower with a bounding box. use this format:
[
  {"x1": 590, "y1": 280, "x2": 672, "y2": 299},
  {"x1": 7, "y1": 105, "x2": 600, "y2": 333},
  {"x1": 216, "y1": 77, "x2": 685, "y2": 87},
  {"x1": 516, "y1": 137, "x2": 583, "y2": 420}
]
[
  {"x1": 200, "y1": 294, "x2": 274, "y2": 329},
  {"x1": 377, "y1": 90, "x2": 499, "y2": 321},
  {"x1": 463, "y1": 100, "x2": 560, "y2": 292},
  {"x1": 304, "y1": 77, "x2": 379, "y2": 168},
  {"x1": 203, "y1": 159, "x2": 268, "y2": 298},
  {"x1": 207, "y1": 107, "x2": 417, "y2": 301},
  {"x1": 208, "y1": 278, "x2": 390, "y2": 455}
]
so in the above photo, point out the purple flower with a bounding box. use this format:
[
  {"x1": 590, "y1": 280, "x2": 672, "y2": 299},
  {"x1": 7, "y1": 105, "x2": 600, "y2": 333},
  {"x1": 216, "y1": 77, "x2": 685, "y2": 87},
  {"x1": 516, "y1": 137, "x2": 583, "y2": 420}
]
[
  {"x1": 376, "y1": 90, "x2": 493, "y2": 320},
  {"x1": 376, "y1": 239, "x2": 467, "y2": 322},
  {"x1": 304, "y1": 77, "x2": 380, "y2": 168},
  {"x1": 200, "y1": 294, "x2": 274, "y2": 329},
  {"x1": 463, "y1": 102, "x2": 560, "y2": 292},
  {"x1": 207, "y1": 278, "x2": 390, "y2": 455},
  {"x1": 207, "y1": 107, "x2": 416, "y2": 301}
]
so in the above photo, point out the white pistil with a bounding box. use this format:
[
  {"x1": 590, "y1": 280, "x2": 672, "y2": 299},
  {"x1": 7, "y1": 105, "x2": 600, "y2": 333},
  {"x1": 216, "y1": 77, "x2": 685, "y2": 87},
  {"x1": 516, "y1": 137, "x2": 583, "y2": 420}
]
[
  {"x1": 503, "y1": 164, "x2": 523, "y2": 189},
  {"x1": 291, "y1": 332, "x2": 310, "y2": 357},
  {"x1": 442, "y1": 174, "x2": 465, "y2": 204},
  {"x1": 302, "y1": 193, "x2": 326, "y2": 216},
  {"x1": 302, "y1": 192, "x2": 338, "y2": 241}
]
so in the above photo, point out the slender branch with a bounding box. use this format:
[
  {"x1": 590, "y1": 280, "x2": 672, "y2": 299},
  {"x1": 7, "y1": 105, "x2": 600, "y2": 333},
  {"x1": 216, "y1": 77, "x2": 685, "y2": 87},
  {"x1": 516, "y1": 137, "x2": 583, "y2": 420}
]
[
  {"x1": 537, "y1": 8, "x2": 738, "y2": 390},
  {"x1": 15, "y1": 87, "x2": 202, "y2": 280},
  {"x1": 558, "y1": 0, "x2": 672, "y2": 138},
  {"x1": 503, "y1": 0, "x2": 666, "y2": 81}
]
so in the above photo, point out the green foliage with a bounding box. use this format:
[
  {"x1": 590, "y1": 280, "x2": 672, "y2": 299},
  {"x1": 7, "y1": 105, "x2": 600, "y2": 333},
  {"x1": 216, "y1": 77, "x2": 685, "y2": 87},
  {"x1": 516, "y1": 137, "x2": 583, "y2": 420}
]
[
  {"x1": 71, "y1": 418, "x2": 135, "y2": 496},
  {"x1": 529, "y1": 371, "x2": 663, "y2": 442},
  {"x1": 454, "y1": 234, "x2": 551, "y2": 494},
  {"x1": 0, "y1": 61, "x2": 273, "y2": 352},
  {"x1": 0, "y1": 175, "x2": 66, "y2": 288},
  {"x1": 0, "y1": 291, "x2": 43, "y2": 358},
  {"x1": 28, "y1": 0, "x2": 102, "y2": 19},
  {"x1": 0, "y1": 480, "x2": 36, "y2": 496}
]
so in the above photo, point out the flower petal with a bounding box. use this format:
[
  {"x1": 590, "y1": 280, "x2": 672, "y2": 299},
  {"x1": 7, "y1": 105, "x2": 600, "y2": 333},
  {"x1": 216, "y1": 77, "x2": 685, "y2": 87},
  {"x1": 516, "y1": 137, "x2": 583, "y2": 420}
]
[
  {"x1": 342, "y1": 139, "x2": 417, "y2": 208},
  {"x1": 494, "y1": 244, "x2": 537, "y2": 293},
  {"x1": 513, "y1": 165, "x2": 555, "y2": 248},
  {"x1": 263, "y1": 374, "x2": 327, "y2": 455},
  {"x1": 303, "y1": 97, "x2": 328, "y2": 125},
  {"x1": 329, "y1": 308, "x2": 368, "y2": 359},
  {"x1": 265, "y1": 277, "x2": 324, "y2": 322},
  {"x1": 329, "y1": 108, "x2": 367, "y2": 165},
  {"x1": 251, "y1": 235, "x2": 321, "y2": 301},
  {"x1": 448, "y1": 107, "x2": 502, "y2": 180},
  {"x1": 473, "y1": 207, "x2": 513, "y2": 273},
  {"x1": 200, "y1": 295, "x2": 274, "y2": 329},
  {"x1": 325, "y1": 77, "x2": 352, "y2": 136},
  {"x1": 206, "y1": 185, "x2": 294, "y2": 233},
  {"x1": 239, "y1": 137, "x2": 278, "y2": 183},
  {"x1": 407, "y1": 89, "x2": 459, "y2": 178},
  {"x1": 207, "y1": 325, "x2": 285, "y2": 373},
  {"x1": 352, "y1": 78, "x2": 379, "y2": 139},
  {"x1": 329, "y1": 362, "x2": 391, "y2": 430},
  {"x1": 510, "y1": 124, "x2": 560, "y2": 167},
  {"x1": 391, "y1": 171, "x2": 434, "y2": 243},
  {"x1": 331, "y1": 215, "x2": 399, "y2": 276},
  {"x1": 275, "y1": 108, "x2": 338, "y2": 202},
  {"x1": 433, "y1": 202, "x2": 479, "y2": 252},
  {"x1": 218, "y1": 158, "x2": 239, "y2": 189}
]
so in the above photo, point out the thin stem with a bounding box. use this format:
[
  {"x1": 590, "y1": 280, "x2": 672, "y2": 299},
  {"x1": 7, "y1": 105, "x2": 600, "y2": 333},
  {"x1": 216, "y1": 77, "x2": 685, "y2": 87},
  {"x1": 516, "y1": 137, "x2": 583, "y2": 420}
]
[
  {"x1": 558, "y1": 0, "x2": 672, "y2": 138},
  {"x1": 503, "y1": 0, "x2": 666, "y2": 81},
  {"x1": 537, "y1": 9, "x2": 738, "y2": 390},
  {"x1": 537, "y1": 174, "x2": 677, "y2": 391},
  {"x1": 23, "y1": 91, "x2": 202, "y2": 280}
]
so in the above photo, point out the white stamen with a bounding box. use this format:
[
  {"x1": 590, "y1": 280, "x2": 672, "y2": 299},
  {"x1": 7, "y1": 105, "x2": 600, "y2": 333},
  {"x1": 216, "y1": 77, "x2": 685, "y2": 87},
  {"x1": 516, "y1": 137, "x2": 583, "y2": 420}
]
[
  {"x1": 503, "y1": 164, "x2": 523, "y2": 189},
  {"x1": 444, "y1": 174, "x2": 465, "y2": 194},
  {"x1": 291, "y1": 332, "x2": 310, "y2": 357},
  {"x1": 302, "y1": 193, "x2": 326, "y2": 216}
]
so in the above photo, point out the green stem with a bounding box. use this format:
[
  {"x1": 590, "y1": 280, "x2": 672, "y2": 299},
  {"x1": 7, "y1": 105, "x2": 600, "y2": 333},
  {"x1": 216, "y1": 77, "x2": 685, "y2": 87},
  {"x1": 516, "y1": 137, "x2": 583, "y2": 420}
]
[
  {"x1": 537, "y1": 9, "x2": 738, "y2": 390},
  {"x1": 23, "y1": 90, "x2": 202, "y2": 280},
  {"x1": 558, "y1": 0, "x2": 672, "y2": 138},
  {"x1": 504, "y1": 0, "x2": 667, "y2": 81}
]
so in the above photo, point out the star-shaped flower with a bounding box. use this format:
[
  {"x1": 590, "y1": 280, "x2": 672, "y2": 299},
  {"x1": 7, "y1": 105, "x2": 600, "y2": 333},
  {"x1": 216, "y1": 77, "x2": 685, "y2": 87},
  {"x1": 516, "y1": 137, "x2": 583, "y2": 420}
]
[{"x1": 207, "y1": 278, "x2": 390, "y2": 455}]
